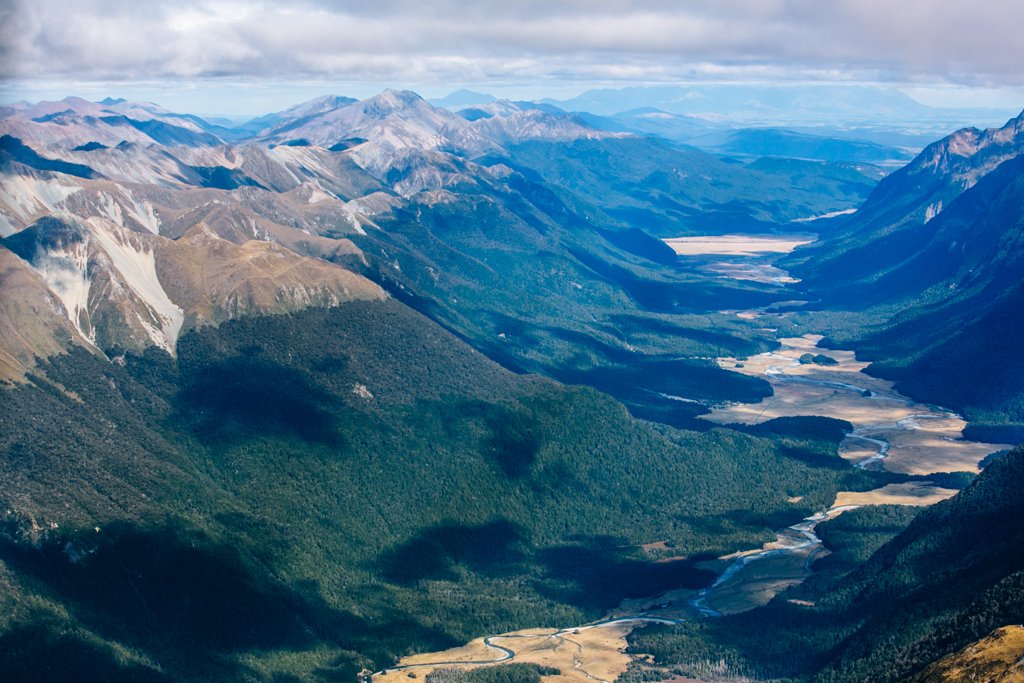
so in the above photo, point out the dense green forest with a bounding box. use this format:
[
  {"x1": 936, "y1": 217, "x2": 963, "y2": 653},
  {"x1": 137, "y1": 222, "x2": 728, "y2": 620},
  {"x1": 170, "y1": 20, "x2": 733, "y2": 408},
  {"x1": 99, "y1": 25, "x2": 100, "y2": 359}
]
[
  {"x1": 426, "y1": 663, "x2": 560, "y2": 683},
  {"x1": 625, "y1": 446, "x2": 1024, "y2": 682},
  {"x1": 0, "y1": 300, "x2": 884, "y2": 682}
]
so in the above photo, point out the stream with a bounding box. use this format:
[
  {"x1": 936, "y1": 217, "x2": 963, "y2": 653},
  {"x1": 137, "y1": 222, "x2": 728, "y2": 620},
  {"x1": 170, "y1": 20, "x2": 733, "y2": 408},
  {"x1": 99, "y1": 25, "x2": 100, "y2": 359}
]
[
  {"x1": 688, "y1": 326, "x2": 1003, "y2": 615},
  {"x1": 689, "y1": 505, "x2": 860, "y2": 617}
]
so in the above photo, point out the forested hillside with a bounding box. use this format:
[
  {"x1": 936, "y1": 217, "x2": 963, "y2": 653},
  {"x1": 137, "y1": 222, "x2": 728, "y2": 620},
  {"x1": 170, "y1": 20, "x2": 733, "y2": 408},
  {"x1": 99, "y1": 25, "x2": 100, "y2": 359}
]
[
  {"x1": 626, "y1": 446, "x2": 1024, "y2": 682},
  {"x1": 0, "y1": 301, "x2": 877, "y2": 682},
  {"x1": 783, "y1": 112, "x2": 1024, "y2": 431}
]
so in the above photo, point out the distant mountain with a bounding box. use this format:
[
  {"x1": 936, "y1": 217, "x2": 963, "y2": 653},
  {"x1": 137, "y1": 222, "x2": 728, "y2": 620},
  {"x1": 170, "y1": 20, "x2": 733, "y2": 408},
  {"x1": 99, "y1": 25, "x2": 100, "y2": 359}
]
[
  {"x1": 577, "y1": 109, "x2": 916, "y2": 165},
  {"x1": 449, "y1": 99, "x2": 609, "y2": 146},
  {"x1": 497, "y1": 136, "x2": 878, "y2": 238},
  {"x1": 549, "y1": 84, "x2": 929, "y2": 117},
  {"x1": 0, "y1": 96, "x2": 226, "y2": 149},
  {"x1": 685, "y1": 128, "x2": 914, "y2": 165},
  {"x1": 583, "y1": 107, "x2": 713, "y2": 142},
  {"x1": 230, "y1": 94, "x2": 359, "y2": 139},
  {"x1": 429, "y1": 89, "x2": 497, "y2": 109},
  {"x1": 258, "y1": 90, "x2": 461, "y2": 148},
  {"x1": 545, "y1": 84, "x2": 1018, "y2": 131},
  {"x1": 254, "y1": 91, "x2": 621, "y2": 177}
]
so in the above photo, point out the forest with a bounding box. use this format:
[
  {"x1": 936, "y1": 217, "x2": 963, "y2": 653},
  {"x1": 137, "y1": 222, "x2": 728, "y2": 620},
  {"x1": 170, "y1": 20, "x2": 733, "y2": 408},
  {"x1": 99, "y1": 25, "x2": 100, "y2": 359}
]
[{"x1": 0, "y1": 301, "x2": 889, "y2": 681}]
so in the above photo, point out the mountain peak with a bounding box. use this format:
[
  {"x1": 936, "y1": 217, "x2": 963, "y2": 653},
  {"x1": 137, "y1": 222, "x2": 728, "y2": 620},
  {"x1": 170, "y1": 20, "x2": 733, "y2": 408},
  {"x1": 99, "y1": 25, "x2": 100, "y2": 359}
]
[
  {"x1": 368, "y1": 89, "x2": 425, "y2": 109},
  {"x1": 60, "y1": 96, "x2": 94, "y2": 108},
  {"x1": 301, "y1": 94, "x2": 357, "y2": 110},
  {"x1": 430, "y1": 89, "x2": 497, "y2": 109},
  {"x1": 179, "y1": 221, "x2": 220, "y2": 242}
]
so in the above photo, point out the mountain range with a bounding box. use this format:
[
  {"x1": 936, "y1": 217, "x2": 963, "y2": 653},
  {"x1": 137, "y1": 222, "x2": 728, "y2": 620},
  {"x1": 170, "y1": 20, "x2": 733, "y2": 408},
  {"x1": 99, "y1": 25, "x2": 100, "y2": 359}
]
[
  {"x1": 2, "y1": 88, "x2": 1023, "y2": 682},
  {"x1": 0, "y1": 89, "x2": 878, "y2": 422}
]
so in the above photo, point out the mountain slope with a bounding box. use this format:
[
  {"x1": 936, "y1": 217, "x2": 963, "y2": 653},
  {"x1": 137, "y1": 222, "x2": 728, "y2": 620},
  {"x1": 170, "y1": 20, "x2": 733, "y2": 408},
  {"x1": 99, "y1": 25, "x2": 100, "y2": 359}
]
[
  {"x1": 0, "y1": 214, "x2": 385, "y2": 378},
  {"x1": 910, "y1": 625, "x2": 1024, "y2": 682},
  {"x1": 784, "y1": 110, "x2": 1024, "y2": 296},
  {"x1": 499, "y1": 136, "x2": 875, "y2": 236},
  {"x1": 814, "y1": 447, "x2": 1024, "y2": 681},
  {"x1": 0, "y1": 298, "x2": 871, "y2": 681},
  {"x1": 782, "y1": 110, "x2": 1024, "y2": 424},
  {"x1": 0, "y1": 245, "x2": 85, "y2": 383}
]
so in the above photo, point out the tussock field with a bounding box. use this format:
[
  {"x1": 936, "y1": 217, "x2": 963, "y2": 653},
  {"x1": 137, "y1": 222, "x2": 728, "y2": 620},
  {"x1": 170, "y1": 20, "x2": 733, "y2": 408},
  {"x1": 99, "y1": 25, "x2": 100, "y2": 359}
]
[{"x1": 834, "y1": 482, "x2": 959, "y2": 507}]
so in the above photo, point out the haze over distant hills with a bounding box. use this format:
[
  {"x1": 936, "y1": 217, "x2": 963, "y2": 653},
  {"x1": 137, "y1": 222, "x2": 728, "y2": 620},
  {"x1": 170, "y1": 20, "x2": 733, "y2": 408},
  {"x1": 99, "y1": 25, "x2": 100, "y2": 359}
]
[{"x1": 542, "y1": 84, "x2": 1017, "y2": 128}]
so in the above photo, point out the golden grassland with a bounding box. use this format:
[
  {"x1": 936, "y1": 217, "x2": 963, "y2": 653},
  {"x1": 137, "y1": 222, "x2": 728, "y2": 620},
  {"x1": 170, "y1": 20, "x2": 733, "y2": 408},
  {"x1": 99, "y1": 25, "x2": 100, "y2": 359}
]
[
  {"x1": 663, "y1": 235, "x2": 815, "y2": 257},
  {"x1": 911, "y1": 625, "x2": 1024, "y2": 682},
  {"x1": 834, "y1": 482, "x2": 959, "y2": 507},
  {"x1": 705, "y1": 334, "x2": 1010, "y2": 475},
  {"x1": 372, "y1": 622, "x2": 637, "y2": 683}
]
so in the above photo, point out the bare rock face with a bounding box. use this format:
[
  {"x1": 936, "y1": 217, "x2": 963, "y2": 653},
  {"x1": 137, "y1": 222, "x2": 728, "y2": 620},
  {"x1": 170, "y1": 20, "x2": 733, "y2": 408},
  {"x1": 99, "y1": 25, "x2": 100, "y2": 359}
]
[
  {"x1": 0, "y1": 245, "x2": 84, "y2": 383},
  {"x1": 0, "y1": 214, "x2": 386, "y2": 382},
  {"x1": 5, "y1": 215, "x2": 186, "y2": 358}
]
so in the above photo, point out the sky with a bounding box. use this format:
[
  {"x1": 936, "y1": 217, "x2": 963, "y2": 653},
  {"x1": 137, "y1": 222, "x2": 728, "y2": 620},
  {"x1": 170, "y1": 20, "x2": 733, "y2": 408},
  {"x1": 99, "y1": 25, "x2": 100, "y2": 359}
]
[{"x1": 2, "y1": 0, "x2": 1023, "y2": 118}]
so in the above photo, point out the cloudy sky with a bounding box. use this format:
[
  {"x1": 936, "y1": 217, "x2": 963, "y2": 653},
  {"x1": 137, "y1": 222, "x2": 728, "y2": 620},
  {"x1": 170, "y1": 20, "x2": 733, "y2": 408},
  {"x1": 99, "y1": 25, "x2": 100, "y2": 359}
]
[{"x1": 2, "y1": 0, "x2": 1022, "y2": 117}]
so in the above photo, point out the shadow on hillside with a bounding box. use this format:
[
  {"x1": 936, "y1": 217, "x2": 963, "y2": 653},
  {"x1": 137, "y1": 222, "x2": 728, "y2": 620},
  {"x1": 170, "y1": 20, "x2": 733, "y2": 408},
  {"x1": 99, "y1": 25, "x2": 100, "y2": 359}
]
[
  {"x1": 534, "y1": 536, "x2": 716, "y2": 612},
  {"x1": 0, "y1": 617, "x2": 170, "y2": 683},
  {"x1": 377, "y1": 519, "x2": 530, "y2": 585},
  {"x1": 175, "y1": 357, "x2": 345, "y2": 448},
  {"x1": 466, "y1": 400, "x2": 543, "y2": 478},
  {"x1": 0, "y1": 522, "x2": 455, "y2": 680}
]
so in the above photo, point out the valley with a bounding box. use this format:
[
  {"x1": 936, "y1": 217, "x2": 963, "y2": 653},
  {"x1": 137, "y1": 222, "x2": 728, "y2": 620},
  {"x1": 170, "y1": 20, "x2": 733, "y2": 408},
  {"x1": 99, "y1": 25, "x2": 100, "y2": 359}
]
[
  {"x1": 358, "y1": 327, "x2": 998, "y2": 683},
  {"x1": 688, "y1": 325, "x2": 1003, "y2": 615},
  {"x1": 360, "y1": 243, "x2": 1010, "y2": 682},
  {"x1": 372, "y1": 620, "x2": 675, "y2": 683}
]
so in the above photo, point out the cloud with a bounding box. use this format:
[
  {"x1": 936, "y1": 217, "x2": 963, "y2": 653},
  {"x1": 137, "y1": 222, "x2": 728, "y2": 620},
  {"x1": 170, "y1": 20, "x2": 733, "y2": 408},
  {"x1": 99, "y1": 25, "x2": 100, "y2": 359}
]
[{"x1": 2, "y1": 0, "x2": 1022, "y2": 88}]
